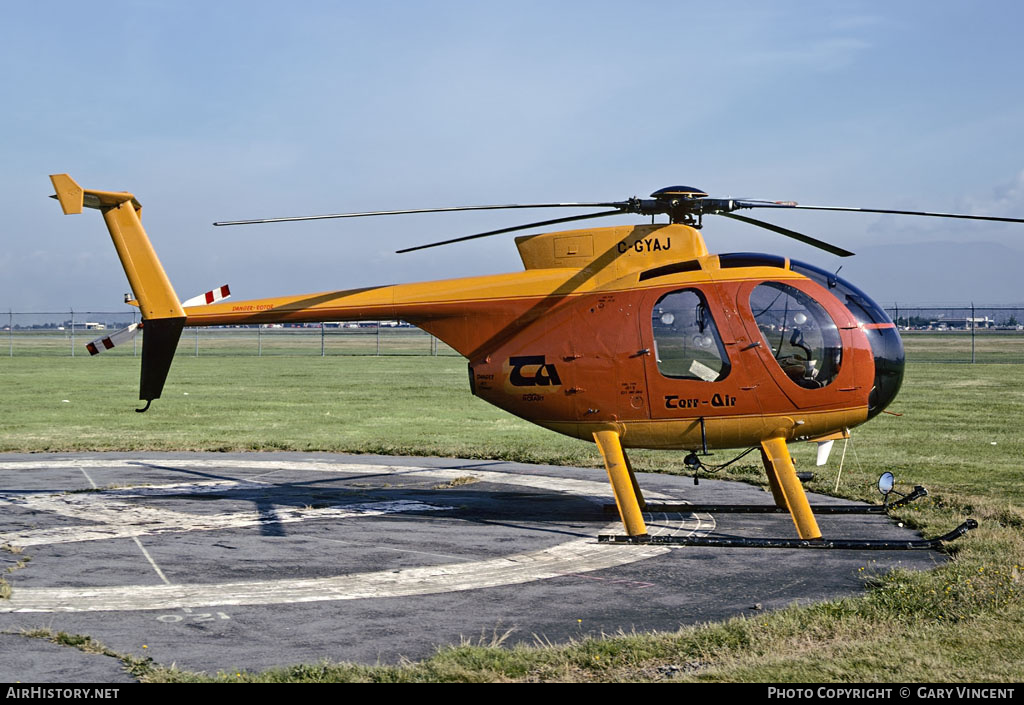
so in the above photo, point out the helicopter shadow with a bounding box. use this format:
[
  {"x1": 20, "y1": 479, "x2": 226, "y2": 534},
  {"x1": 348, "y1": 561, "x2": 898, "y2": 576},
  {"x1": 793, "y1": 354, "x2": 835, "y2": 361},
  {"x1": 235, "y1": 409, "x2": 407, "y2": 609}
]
[{"x1": 121, "y1": 462, "x2": 609, "y2": 539}]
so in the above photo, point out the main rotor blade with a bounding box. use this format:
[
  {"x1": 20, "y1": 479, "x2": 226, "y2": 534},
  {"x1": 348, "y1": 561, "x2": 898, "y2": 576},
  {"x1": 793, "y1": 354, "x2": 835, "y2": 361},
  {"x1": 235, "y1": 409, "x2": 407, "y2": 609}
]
[
  {"x1": 734, "y1": 201, "x2": 1024, "y2": 224},
  {"x1": 213, "y1": 202, "x2": 627, "y2": 227},
  {"x1": 396, "y1": 210, "x2": 625, "y2": 254},
  {"x1": 718, "y1": 213, "x2": 855, "y2": 257}
]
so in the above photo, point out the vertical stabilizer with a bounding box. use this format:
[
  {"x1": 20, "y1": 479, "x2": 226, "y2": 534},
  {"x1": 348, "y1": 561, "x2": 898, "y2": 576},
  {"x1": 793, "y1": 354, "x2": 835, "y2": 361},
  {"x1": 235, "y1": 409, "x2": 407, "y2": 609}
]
[{"x1": 50, "y1": 174, "x2": 186, "y2": 408}]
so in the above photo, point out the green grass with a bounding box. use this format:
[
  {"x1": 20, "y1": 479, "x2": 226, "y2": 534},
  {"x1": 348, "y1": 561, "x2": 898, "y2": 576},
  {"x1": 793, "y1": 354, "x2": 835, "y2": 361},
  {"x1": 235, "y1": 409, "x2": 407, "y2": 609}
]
[
  {"x1": 901, "y1": 330, "x2": 1024, "y2": 363},
  {"x1": 18, "y1": 628, "x2": 158, "y2": 679},
  {"x1": 1, "y1": 327, "x2": 459, "y2": 357},
  {"x1": 1, "y1": 354, "x2": 1023, "y2": 682},
  {"x1": 0, "y1": 356, "x2": 597, "y2": 463}
]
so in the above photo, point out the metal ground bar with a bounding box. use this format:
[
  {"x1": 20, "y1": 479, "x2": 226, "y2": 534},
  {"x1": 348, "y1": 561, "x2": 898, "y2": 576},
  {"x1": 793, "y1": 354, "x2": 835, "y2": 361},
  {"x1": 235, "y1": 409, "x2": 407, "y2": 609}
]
[
  {"x1": 597, "y1": 519, "x2": 977, "y2": 549},
  {"x1": 604, "y1": 486, "x2": 929, "y2": 516}
]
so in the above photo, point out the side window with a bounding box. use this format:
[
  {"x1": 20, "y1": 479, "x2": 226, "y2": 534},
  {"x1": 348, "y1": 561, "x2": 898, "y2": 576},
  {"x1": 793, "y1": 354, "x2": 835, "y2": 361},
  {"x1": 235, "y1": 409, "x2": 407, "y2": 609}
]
[
  {"x1": 652, "y1": 290, "x2": 731, "y2": 382},
  {"x1": 750, "y1": 282, "x2": 842, "y2": 389}
]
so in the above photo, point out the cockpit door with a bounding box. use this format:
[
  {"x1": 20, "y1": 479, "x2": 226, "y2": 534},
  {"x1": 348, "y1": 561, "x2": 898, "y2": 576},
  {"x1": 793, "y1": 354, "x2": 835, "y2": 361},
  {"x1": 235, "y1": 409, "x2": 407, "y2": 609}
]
[
  {"x1": 733, "y1": 279, "x2": 851, "y2": 409},
  {"x1": 640, "y1": 284, "x2": 764, "y2": 424}
]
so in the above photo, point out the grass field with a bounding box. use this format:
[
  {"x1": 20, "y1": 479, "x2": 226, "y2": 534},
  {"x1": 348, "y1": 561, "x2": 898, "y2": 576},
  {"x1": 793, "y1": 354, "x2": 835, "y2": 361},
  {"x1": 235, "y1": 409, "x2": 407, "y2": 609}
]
[
  {"x1": 1, "y1": 326, "x2": 459, "y2": 358},
  {"x1": 4, "y1": 327, "x2": 1022, "y2": 362},
  {"x1": 1, "y1": 352, "x2": 1023, "y2": 682},
  {"x1": 901, "y1": 330, "x2": 1024, "y2": 363}
]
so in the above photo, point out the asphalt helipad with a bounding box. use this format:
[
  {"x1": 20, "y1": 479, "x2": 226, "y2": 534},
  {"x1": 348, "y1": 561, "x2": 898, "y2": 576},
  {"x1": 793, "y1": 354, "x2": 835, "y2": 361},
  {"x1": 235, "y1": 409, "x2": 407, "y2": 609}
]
[{"x1": 0, "y1": 452, "x2": 944, "y2": 681}]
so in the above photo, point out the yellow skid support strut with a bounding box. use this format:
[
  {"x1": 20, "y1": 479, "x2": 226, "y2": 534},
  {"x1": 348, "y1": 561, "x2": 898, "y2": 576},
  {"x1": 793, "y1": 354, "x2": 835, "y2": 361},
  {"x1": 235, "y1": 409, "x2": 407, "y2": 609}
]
[
  {"x1": 594, "y1": 430, "x2": 647, "y2": 537},
  {"x1": 623, "y1": 450, "x2": 646, "y2": 512},
  {"x1": 760, "y1": 437, "x2": 822, "y2": 540}
]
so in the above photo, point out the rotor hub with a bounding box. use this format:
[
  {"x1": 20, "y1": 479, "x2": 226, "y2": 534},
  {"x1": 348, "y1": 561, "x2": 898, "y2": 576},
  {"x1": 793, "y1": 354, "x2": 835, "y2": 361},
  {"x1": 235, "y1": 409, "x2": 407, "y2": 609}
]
[
  {"x1": 650, "y1": 186, "x2": 709, "y2": 201},
  {"x1": 644, "y1": 185, "x2": 712, "y2": 226}
]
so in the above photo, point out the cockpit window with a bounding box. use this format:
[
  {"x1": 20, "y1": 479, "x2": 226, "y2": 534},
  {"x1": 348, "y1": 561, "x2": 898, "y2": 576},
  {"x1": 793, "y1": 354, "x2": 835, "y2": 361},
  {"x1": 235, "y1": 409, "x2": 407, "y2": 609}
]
[
  {"x1": 750, "y1": 282, "x2": 842, "y2": 389},
  {"x1": 719, "y1": 252, "x2": 786, "y2": 269},
  {"x1": 789, "y1": 258, "x2": 903, "y2": 415},
  {"x1": 652, "y1": 290, "x2": 730, "y2": 381},
  {"x1": 789, "y1": 259, "x2": 893, "y2": 326}
]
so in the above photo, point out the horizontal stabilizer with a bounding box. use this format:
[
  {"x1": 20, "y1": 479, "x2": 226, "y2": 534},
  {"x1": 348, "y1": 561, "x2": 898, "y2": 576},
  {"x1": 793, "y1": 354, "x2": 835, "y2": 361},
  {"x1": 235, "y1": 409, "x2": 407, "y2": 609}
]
[
  {"x1": 85, "y1": 323, "x2": 140, "y2": 356},
  {"x1": 182, "y1": 285, "x2": 231, "y2": 307},
  {"x1": 49, "y1": 173, "x2": 141, "y2": 214},
  {"x1": 48, "y1": 173, "x2": 181, "y2": 321}
]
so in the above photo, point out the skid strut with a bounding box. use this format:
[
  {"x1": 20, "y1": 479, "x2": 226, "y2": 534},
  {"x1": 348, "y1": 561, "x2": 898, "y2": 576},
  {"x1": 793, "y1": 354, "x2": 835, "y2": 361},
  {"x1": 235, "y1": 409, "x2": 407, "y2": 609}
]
[
  {"x1": 760, "y1": 436, "x2": 821, "y2": 539},
  {"x1": 593, "y1": 429, "x2": 647, "y2": 538}
]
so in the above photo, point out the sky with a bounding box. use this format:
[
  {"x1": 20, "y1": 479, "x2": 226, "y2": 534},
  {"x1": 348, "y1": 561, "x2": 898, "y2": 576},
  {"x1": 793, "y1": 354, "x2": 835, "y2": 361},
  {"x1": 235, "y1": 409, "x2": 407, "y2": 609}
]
[{"x1": 3, "y1": 0, "x2": 1024, "y2": 313}]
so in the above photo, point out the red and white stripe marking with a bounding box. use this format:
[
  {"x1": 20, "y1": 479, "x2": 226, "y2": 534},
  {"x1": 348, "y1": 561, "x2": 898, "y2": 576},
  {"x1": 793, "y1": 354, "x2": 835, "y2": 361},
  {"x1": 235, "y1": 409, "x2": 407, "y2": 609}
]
[
  {"x1": 85, "y1": 323, "x2": 140, "y2": 356},
  {"x1": 182, "y1": 284, "x2": 231, "y2": 307}
]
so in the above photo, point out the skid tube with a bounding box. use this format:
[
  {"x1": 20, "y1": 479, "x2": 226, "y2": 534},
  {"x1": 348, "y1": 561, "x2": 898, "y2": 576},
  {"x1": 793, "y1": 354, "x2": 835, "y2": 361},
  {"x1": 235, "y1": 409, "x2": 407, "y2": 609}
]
[
  {"x1": 598, "y1": 519, "x2": 978, "y2": 549},
  {"x1": 603, "y1": 486, "x2": 929, "y2": 516}
]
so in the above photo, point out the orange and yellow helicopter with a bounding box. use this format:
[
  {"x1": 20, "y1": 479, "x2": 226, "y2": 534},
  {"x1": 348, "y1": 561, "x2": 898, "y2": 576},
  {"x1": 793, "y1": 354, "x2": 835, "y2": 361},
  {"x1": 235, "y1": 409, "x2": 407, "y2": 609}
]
[{"x1": 49, "y1": 174, "x2": 1023, "y2": 547}]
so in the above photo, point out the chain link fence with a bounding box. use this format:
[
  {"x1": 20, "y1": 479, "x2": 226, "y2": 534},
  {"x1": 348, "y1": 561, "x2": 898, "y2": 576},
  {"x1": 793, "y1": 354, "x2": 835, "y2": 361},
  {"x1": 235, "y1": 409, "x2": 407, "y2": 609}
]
[
  {"x1": 1, "y1": 311, "x2": 458, "y2": 358},
  {"x1": 884, "y1": 305, "x2": 1024, "y2": 363},
  {"x1": 3, "y1": 307, "x2": 1023, "y2": 362}
]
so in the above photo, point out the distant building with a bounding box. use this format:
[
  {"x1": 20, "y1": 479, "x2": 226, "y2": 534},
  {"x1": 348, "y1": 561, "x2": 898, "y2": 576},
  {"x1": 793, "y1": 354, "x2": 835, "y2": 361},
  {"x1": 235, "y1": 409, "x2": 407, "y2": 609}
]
[{"x1": 929, "y1": 317, "x2": 995, "y2": 330}]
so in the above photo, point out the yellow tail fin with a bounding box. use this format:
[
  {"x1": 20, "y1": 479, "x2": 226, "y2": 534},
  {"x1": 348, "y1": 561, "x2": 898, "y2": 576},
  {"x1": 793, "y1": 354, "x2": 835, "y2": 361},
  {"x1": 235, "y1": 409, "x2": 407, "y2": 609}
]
[
  {"x1": 49, "y1": 174, "x2": 183, "y2": 320},
  {"x1": 50, "y1": 174, "x2": 185, "y2": 409}
]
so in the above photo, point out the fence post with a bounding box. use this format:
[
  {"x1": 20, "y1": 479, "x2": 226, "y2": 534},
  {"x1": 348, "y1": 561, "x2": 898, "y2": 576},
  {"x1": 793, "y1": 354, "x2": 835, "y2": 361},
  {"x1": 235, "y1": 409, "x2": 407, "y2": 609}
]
[
  {"x1": 258, "y1": 325, "x2": 262, "y2": 357},
  {"x1": 70, "y1": 308, "x2": 75, "y2": 357},
  {"x1": 8, "y1": 309, "x2": 12, "y2": 357},
  {"x1": 195, "y1": 326, "x2": 199, "y2": 357},
  {"x1": 971, "y1": 302, "x2": 976, "y2": 364},
  {"x1": 376, "y1": 322, "x2": 381, "y2": 356},
  {"x1": 133, "y1": 309, "x2": 138, "y2": 357},
  {"x1": 321, "y1": 322, "x2": 325, "y2": 357}
]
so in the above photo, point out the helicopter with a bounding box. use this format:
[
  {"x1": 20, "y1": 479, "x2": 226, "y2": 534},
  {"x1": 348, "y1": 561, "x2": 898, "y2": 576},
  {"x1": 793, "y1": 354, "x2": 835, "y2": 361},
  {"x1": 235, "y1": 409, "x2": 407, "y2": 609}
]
[{"x1": 49, "y1": 174, "x2": 1023, "y2": 547}]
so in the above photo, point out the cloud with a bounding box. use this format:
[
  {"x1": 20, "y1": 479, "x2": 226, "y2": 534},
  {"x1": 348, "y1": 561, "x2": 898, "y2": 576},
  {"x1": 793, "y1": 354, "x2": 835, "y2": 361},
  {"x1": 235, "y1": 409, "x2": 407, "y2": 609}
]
[
  {"x1": 739, "y1": 37, "x2": 872, "y2": 73},
  {"x1": 963, "y1": 169, "x2": 1024, "y2": 218}
]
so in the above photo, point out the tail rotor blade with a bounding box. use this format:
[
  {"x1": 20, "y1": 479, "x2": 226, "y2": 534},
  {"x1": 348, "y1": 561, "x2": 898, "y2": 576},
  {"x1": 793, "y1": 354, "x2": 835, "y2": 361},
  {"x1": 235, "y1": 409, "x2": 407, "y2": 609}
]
[
  {"x1": 85, "y1": 323, "x2": 140, "y2": 356},
  {"x1": 182, "y1": 285, "x2": 232, "y2": 308}
]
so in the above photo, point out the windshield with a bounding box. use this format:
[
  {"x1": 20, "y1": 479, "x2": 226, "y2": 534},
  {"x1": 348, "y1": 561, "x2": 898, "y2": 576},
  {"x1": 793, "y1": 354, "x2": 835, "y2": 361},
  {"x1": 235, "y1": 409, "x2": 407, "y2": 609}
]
[
  {"x1": 749, "y1": 282, "x2": 842, "y2": 389},
  {"x1": 789, "y1": 258, "x2": 904, "y2": 416}
]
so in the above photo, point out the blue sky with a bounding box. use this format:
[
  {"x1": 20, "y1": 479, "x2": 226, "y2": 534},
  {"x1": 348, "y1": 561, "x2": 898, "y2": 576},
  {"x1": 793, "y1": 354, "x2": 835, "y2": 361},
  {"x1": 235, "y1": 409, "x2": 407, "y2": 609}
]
[{"x1": 4, "y1": 1, "x2": 1024, "y2": 311}]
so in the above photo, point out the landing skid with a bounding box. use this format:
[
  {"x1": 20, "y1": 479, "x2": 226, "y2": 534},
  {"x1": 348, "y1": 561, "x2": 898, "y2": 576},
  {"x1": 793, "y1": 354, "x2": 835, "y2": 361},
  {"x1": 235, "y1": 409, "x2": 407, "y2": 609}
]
[
  {"x1": 602, "y1": 486, "x2": 930, "y2": 515},
  {"x1": 598, "y1": 519, "x2": 978, "y2": 549},
  {"x1": 591, "y1": 430, "x2": 973, "y2": 549}
]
